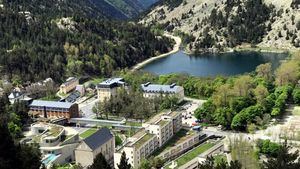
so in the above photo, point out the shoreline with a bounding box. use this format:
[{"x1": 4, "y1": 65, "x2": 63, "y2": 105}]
[{"x1": 131, "y1": 33, "x2": 182, "y2": 71}]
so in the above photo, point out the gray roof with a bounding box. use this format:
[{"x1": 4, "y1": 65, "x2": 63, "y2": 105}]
[
  {"x1": 83, "y1": 128, "x2": 113, "y2": 151},
  {"x1": 97, "y1": 78, "x2": 125, "y2": 88},
  {"x1": 30, "y1": 100, "x2": 74, "y2": 109},
  {"x1": 99, "y1": 78, "x2": 124, "y2": 86},
  {"x1": 141, "y1": 83, "x2": 182, "y2": 94},
  {"x1": 8, "y1": 91, "x2": 23, "y2": 99}
]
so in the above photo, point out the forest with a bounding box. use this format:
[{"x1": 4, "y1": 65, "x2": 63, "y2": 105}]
[
  {"x1": 195, "y1": 0, "x2": 274, "y2": 49},
  {"x1": 0, "y1": 0, "x2": 173, "y2": 83}
]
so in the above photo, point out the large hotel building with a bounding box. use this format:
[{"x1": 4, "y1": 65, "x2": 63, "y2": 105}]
[{"x1": 29, "y1": 100, "x2": 79, "y2": 119}]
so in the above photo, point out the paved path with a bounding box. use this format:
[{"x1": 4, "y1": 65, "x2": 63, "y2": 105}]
[{"x1": 131, "y1": 33, "x2": 182, "y2": 71}]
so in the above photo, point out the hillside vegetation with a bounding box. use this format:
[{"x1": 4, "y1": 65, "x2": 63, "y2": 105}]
[
  {"x1": 142, "y1": 0, "x2": 300, "y2": 52},
  {"x1": 0, "y1": 0, "x2": 173, "y2": 83}
]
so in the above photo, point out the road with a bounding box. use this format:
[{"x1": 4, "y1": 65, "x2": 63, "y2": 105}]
[
  {"x1": 71, "y1": 97, "x2": 99, "y2": 134},
  {"x1": 182, "y1": 98, "x2": 206, "y2": 126},
  {"x1": 79, "y1": 97, "x2": 98, "y2": 118}
]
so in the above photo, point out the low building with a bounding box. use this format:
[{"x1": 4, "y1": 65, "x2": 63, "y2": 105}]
[
  {"x1": 142, "y1": 110, "x2": 182, "y2": 147},
  {"x1": 29, "y1": 100, "x2": 79, "y2": 119},
  {"x1": 96, "y1": 78, "x2": 126, "y2": 102},
  {"x1": 65, "y1": 91, "x2": 81, "y2": 103},
  {"x1": 75, "y1": 128, "x2": 115, "y2": 168},
  {"x1": 114, "y1": 129, "x2": 158, "y2": 168},
  {"x1": 75, "y1": 85, "x2": 85, "y2": 96},
  {"x1": 23, "y1": 123, "x2": 80, "y2": 167},
  {"x1": 8, "y1": 89, "x2": 32, "y2": 104},
  {"x1": 141, "y1": 83, "x2": 184, "y2": 102},
  {"x1": 60, "y1": 77, "x2": 79, "y2": 94}
]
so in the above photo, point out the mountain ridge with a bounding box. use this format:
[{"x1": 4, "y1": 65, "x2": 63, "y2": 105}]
[{"x1": 141, "y1": 0, "x2": 300, "y2": 53}]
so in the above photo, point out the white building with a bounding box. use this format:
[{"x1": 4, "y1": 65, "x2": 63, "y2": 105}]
[
  {"x1": 142, "y1": 110, "x2": 182, "y2": 147},
  {"x1": 23, "y1": 123, "x2": 80, "y2": 168},
  {"x1": 8, "y1": 89, "x2": 32, "y2": 104},
  {"x1": 114, "y1": 129, "x2": 158, "y2": 168},
  {"x1": 141, "y1": 83, "x2": 184, "y2": 102},
  {"x1": 114, "y1": 111, "x2": 182, "y2": 168}
]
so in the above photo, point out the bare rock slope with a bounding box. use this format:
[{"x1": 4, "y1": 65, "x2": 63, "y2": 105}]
[{"x1": 141, "y1": 0, "x2": 300, "y2": 52}]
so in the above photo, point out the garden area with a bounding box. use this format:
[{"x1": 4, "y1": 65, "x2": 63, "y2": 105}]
[{"x1": 165, "y1": 142, "x2": 216, "y2": 168}]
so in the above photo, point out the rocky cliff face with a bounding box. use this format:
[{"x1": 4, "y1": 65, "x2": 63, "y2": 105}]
[{"x1": 141, "y1": 0, "x2": 300, "y2": 52}]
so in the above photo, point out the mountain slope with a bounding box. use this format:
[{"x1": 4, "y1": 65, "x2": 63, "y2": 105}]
[
  {"x1": 90, "y1": 0, "x2": 159, "y2": 19},
  {"x1": 0, "y1": 0, "x2": 173, "y2": 82},
  {"x1": 142, "y1": 0, "x2": 300, "y2": 52}
]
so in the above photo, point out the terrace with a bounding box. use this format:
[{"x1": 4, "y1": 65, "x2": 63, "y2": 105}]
[
  {"x1": 165, "y1": 142, "x2": 216, "y2": 168},
  {"x1": 134, "y1": 133, "x2": 155, "y2": 149},
  {"x1": 153, "y1": 129, "x2": 195, "y2": 155},
  {"x1": 158, "y1": 120, "x2": 169, "y2": 127}
]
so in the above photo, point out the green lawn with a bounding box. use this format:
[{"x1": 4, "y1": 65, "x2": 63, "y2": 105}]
[
  {"x1": 214, "y1": 154, "x2": 227, "y2": 165},
  {"x1": 84, "y1": 77, "x2": 103, "y2": 86},
  {"x1": 115, "y1": 135, "x2": 123, "y2": 146},
  {"x1": 40, "y1": 94, "x2": 61, "y2": 101},
  {"x1": 80, "y1": 128, "x2": 98, "y2": 139},
  {"x1": 125, "y1": 121, "x2": 142, "y2": 127},
  {"x1": 165, "y1": 142, "x2": 215, "y2": 168},
  {"x1": 292, "y1": 107, "x2": 300, "y2": 116}
]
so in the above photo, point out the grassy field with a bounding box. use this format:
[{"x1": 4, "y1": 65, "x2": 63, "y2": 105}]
[
  {"x1": 125, "y1": 121, "x2": 142, "y2": 127},
  {"x1": 115, "y1": 135, "x2": 123, "y2": 146},
  {"x1": 40, "y1": 94, "x2": 61, "y2": 101},
  {"x1": 214, "y1": 154, "x2": 227, "y2": 165},
  {"x1": 165, "y1": 142, "x2": 215, "y2": 168},
  {"x1": 79, "y1": 128, "x2": 98, "y2": 139},
  {"x1": 292, "y1": 107, "x2": 300, "y2": 116}
]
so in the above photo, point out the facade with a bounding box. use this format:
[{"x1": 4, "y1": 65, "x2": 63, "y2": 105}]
[
  {"x1": 29, "y1": 100, "x2": 79, "y2": 119},
  {"x1": 96, "y1": 78, "x2": 126, "y2": 102},
  {"x1": 60, "y1": 77, "x2": 79, "y2": 94},
  {"x1": 75, "y1": 128, "x2": 115, "y2": 168},
  {"x1": 142, "y1": 110, "x2": 182, "y2": 147},
  {"x1": 75, "y1": 85, "x2": 85, "y2": 96},
  {"x1": 114, "y1": 129, "x2": 158, "y2": 168},
  {"x1": 141, "y1": 83, "x2": 185, "y2": 102},
  {"x1": 114, "y1": 111, "x2": 182, "y2": 168},
  {"x1": 23, "y1": 123, "x2": 80, "y2": 167}
]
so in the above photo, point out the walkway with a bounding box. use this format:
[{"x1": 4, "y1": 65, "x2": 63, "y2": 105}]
[{"x1": 131, "y1": 33, "x2": 182, "y2": 71}]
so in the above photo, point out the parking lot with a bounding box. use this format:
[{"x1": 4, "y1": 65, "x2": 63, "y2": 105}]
[{"x1": 181, "y1": 98, "x2": 206, "y2": 126}]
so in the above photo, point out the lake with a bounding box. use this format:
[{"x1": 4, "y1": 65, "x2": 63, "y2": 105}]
[{"x1": 141, "y1": 50, "x2": 288, "y2": 77}]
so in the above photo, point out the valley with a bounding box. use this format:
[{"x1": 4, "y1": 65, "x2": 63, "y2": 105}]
[{"x1": 0, "y1": 0, "x2": 300, "y2": 169}]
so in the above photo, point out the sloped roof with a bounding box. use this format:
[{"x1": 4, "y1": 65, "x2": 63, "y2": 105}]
[
  {"x1": 30, "y1": 100, "x2": 74, "y2": 109},
  {"x1": 97, "y1": 78, "x2": 125, "y2": 88},
  {"x1": 141, "y1": 83, "x2": 182, "y2": 94},
  {"x1": 83, "y1": 128, "x2": 113, "y2": 151}
]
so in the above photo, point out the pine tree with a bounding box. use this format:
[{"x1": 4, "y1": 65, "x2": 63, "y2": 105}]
[
  {"x1": 118, "y1": 151, "x2": 131, "y2": 169},
  {"x1": 88, "y1": 153, "x2": 111, "y2": 169},
  {"x1": 263, "y1": 141, "x2": 300, "y2": 169}
]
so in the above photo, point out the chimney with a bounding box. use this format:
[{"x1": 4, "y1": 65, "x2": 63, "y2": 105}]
[
  {"x1": 170, "y1": 83, "x2": 176, "y2": 88},
  {"x1": 43, "y1": 106, "x2": 47, "y2": 119},
  {"x1": 144, "y1": 82, "x2": 151, "y2": 87}
]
